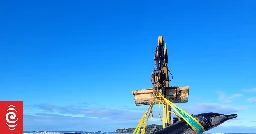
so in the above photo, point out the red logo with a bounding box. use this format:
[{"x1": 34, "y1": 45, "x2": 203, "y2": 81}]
[{"x1": 0, "y1": 101, "x2": 23, "y2": 134}]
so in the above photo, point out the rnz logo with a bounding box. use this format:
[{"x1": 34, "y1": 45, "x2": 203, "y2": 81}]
[{"x1": 6, "y1": 105, "x2": 19, "y2": 130}]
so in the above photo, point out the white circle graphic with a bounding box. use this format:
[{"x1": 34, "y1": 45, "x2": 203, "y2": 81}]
[{"x1": 6, "y1": 105, "x2": 19, "y2": 130}]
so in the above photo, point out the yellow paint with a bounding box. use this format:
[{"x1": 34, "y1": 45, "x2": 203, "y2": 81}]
[
  {"x1": 163, "y1": 104, "x2": 166, "y2": 128},
  {"x1": 158, "y1": 36, "x2": 163, "y2": 45}
]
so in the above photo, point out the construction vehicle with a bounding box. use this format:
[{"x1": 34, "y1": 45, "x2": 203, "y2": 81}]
[{"x1": 132, "y1": 36, "x2": 204, "y2": 134}]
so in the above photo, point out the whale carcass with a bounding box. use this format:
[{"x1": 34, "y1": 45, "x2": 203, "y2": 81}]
[{"x1": 153, "y1": 112, "x2": 237, "y2": 134}]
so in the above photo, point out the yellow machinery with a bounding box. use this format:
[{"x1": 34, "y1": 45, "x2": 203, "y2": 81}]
[{"x1": 132, "y1": 36, "x2": 204, "y2": 134}]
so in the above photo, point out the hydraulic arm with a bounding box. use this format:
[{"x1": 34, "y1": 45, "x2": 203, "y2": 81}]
[{"x1": 151, "y1": 36, "x2": 173, "y2": 128}]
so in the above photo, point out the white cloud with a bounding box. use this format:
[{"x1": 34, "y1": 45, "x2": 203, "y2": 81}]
[
  {"x1": 247, "y1": 97, "x2": 256, "y2": 102},
  {"x1": 220, "y1": 118, "x2": 256, "y2": 127},
  {"x1": 243, "y1": 88, "x2": 256, "y2": 92},
  {"x1": 216, "y1": 91, "x2": 242, "y2": 103},
  {"x1": 184, "y1": 102, "x2": 241, "y2": 114},
  {"x1": 208, "y1": 126, "x2": 256, "y2": 133}
]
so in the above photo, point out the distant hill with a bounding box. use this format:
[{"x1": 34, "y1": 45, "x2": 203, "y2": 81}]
[{"x1": 115, "y1": 124, "x2": 162, "y2": 133}]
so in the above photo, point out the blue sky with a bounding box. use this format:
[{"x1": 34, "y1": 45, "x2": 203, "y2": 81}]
[{"x1": 0, "y1": 0, "x2": 256, "y2": 133}]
